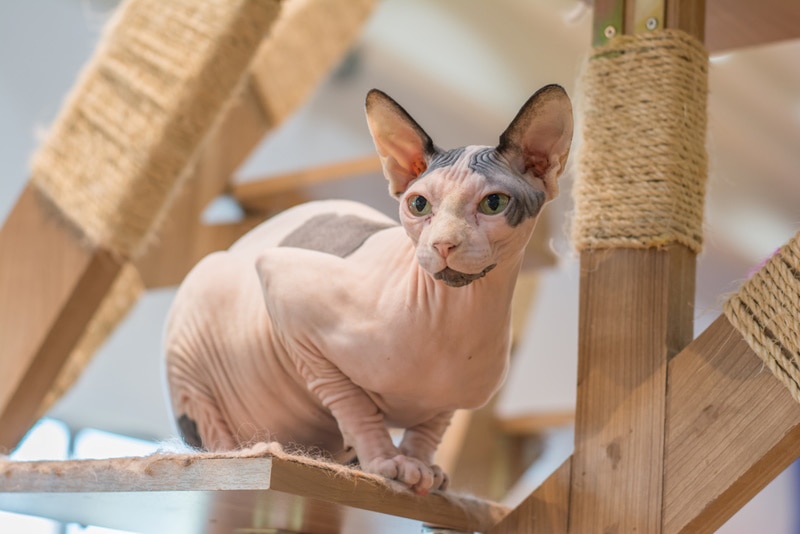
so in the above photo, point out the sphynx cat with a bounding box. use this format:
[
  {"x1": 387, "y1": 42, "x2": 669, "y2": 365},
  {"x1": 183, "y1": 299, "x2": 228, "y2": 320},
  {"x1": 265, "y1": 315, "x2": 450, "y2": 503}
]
[{"x1": 164, "y1": 84, "x2": 573, "y2": 494}]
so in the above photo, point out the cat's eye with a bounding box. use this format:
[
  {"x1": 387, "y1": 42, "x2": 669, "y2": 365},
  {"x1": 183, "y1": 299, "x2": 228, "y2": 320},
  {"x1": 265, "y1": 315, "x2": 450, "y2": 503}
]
[
  {"x1": 478, "y1": 193, "x2": 510, "y2": 215},
  {"x1": 407, "y1": 194, "x2": 432, "y2": 216}
]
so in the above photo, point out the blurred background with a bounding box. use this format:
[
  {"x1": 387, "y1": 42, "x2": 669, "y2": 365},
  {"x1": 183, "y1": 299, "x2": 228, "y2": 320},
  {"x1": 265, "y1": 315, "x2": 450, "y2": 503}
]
[{"x1": 1, "y1": 0, "x2": 799, "y2": 532}]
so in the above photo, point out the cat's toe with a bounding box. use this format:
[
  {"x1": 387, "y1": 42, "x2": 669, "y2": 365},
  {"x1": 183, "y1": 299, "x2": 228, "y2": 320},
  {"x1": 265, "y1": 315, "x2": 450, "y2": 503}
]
[
  {"x1": 430, "y1": 464, "x2": 449, "y2": 491},
  {"x1": 364, "y1": 455, "x2": 437, "y2": 493}
]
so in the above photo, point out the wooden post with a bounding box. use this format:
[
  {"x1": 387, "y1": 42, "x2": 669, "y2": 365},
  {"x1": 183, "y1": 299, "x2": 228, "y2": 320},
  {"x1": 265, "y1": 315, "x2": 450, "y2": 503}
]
[{"x1": 567, "y1": 1, "x2": 705, "y2": 532}]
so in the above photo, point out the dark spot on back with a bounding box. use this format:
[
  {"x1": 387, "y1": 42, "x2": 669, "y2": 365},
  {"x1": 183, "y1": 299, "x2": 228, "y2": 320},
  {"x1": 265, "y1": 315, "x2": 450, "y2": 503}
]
[
  {"x1": 178, "y1": 414, "x2": 203, "y2": 450},
  {"x1": 279, "y1": 213, "x2": 397, "y2": 258}
]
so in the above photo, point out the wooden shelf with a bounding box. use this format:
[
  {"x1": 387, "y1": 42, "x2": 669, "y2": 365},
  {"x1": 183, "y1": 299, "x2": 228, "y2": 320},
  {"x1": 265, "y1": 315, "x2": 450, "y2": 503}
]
[{"x1": 0, "y1": 450, "x2": 508, "y2": 533}]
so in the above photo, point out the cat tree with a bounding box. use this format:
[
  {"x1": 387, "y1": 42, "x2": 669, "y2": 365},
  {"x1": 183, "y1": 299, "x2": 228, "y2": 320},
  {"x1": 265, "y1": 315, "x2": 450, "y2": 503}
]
[{"x1": 1, "y1": 0, "x2": 800, "y2": 532}]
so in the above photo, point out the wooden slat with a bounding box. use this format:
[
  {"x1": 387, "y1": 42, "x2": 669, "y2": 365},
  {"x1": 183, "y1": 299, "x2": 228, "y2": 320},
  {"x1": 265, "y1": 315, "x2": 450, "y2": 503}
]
[
  {"x1": 489, "y1": 458, "x2": 572, "y2": 534},
  {"x1": 0, "y1": 454, "x2": 507, "y2": 533},
  {"x1": 232, "y1": 156, "x2": 383, "y2": 212},
  {"x1": 568, "y1": 246, "x2": 696, "y2": 533},
  {"x1": 0, "y1": 187, "x2": 122, "y2": 452},
  {"x1": 663, "y1": 315, "x2": 800, "y2": 533}
]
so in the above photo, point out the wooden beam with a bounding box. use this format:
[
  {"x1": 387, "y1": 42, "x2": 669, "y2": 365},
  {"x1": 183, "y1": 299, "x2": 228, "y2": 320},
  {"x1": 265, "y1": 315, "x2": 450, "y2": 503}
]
[
  {"x1": 663, "y1": 315, "x2": 800, "y2": 533},
  {"x1": 588, "y1": 0, "x2": 800, "y2": 51},
  {"x1": 232, "y1": 156, "x2": 383, "y2": 212},
  {"x1": 568, "y1": 246, "x2": 696, "y2": 533},
  {"x1": 0, "y1": 186, "x2": 122, "y2": 452},
  {"x1": 0, "y1": 452, "x2": 507, "y2": 533},
  {"x1": 566, "y1": 2, "x2": 704, "y2": 530},
  {"x1": 489, "y1": 458, "x2": 572, "y2": 534}
]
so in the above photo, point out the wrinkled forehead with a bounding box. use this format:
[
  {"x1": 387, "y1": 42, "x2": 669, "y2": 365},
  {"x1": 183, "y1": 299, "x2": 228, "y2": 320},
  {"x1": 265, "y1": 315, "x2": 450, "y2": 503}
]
[{"x1": 420, "y1": 146, "x2": 546, "y2": 227}]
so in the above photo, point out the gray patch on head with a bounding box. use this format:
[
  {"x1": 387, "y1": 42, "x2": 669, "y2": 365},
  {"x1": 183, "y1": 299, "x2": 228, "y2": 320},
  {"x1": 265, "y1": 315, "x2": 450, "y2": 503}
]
[
  {"x1": 178, "y1": 414, "x2": 203, "y2": 450},
  {"x1": 469, "y1": 147, "x2": 546, "y2": 227},
  {"x1": 423, "y1": 147, "x2": 466, "y2": 176},
  {"x1": 434, "y1": 264, "x2": 496, "y2": 287},
  {"x1": 279, "y1": 213, "x2": 397, "y2": 258}
]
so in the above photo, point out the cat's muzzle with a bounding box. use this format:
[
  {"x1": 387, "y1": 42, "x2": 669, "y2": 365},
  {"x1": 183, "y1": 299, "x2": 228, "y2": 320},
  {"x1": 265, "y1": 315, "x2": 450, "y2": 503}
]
[{"x1": 434, "y1": 264, "x2": 496, "y2": 287}]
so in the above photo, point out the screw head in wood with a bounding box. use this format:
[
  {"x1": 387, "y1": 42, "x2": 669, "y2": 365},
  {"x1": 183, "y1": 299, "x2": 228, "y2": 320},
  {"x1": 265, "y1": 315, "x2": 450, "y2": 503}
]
[
  {"x1": 646, "y1": 17, "x2": 658, "y2": 30},
  {"x1": 604, "y1": 25, "x2": 617, "y2": 39}
]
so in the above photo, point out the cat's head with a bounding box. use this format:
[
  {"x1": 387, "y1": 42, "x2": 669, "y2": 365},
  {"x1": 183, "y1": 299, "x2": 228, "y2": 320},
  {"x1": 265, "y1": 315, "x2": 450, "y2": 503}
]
[{"x1": 365, "y1": 85, "x2": 573, "y2": 287}]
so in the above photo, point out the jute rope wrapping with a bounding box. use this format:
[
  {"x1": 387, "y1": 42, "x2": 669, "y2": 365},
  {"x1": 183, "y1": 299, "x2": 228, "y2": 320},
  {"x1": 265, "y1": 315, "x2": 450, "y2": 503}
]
[
  {"x1": 26, "y1": 0, "x2": 279, "y2": 414},
  {"x1": 724, "y1": 233, "x2": 800, "y2": 403},
  {"x1": 29, "y1": 0, "x2": 279, "y2": 259},
  {"x1": 571, "y1": 30, "x2": 709, "y2": 253}
]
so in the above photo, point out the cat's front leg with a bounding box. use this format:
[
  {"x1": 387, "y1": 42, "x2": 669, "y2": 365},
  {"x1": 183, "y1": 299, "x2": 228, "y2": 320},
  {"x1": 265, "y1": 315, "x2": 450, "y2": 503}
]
[
  {"x1": 398, "y1": 411, "x2": 454, "y2": 491},
  {"x1": 301, "y1": 360, "x2": 442, "y2": 493}
]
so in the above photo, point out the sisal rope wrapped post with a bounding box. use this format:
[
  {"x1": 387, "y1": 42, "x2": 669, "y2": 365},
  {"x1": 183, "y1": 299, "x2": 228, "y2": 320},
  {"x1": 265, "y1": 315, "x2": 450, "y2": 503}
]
[
  {"x1": 725, "y1": 234, "x2": 800, "y2": 403},
  {"x1": 27, "y1": 0, "x2": 280, "y2": 414},
  {"x1": 30, "y1": 0, "x2": 279, "y2": 258},
  {"x1": 571, "y1": 29, "x2": 709, "y2": 252}
]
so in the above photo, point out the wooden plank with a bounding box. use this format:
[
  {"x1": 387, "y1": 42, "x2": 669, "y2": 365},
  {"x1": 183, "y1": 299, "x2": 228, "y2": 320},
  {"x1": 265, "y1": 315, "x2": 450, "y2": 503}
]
[
  {"x1": 663, "y1": 315, "x2": 800, "y2": 533},
  {"x1": 489, "y1": 458, "x2": 572, "y2": 534},
  {"x1": 706, "y1": 0, "x2": 800, "y2": 53},
  {"x1": 568, "y1": 246, "x2": 696, "y2": 533},
  {"x1": 0, "y1": 453, "x2": 507, "y2": 533},
  {"x1": 232, "y1": 156, "x2": 383, "y2": 212},
  {"x1": 0, "y1": 186, "x2": 122, "y2": 452}
]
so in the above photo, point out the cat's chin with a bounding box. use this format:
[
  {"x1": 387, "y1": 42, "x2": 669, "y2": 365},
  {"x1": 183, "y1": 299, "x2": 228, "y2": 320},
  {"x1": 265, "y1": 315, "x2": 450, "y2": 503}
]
[{"x1": 433, "y1": 264, "x2": 497, "y2": 288}]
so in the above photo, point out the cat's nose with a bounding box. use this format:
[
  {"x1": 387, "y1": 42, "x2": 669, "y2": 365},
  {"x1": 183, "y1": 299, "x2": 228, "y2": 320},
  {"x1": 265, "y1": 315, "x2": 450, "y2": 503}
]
[{"x1": 433, "y1": 241, "x2": 458, "y2": 258}]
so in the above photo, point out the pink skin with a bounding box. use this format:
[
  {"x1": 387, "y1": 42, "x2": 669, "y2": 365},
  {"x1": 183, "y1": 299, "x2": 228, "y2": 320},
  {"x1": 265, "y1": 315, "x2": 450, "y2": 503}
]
[{"x1": 164, "y1": 86, "x2": 573, "y2": 494}]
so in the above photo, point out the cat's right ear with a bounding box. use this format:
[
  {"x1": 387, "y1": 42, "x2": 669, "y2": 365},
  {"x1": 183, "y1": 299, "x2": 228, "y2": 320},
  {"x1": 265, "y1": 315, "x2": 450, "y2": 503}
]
[{"x1": 365, "y1": 89, "x2": 436, "y2": 197}]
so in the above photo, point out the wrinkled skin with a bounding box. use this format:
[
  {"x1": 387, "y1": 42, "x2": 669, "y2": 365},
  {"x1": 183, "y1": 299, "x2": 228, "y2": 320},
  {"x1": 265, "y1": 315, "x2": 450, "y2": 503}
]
[{"x1": 164, "y1": 85, "x2": 573, "y2": 494}]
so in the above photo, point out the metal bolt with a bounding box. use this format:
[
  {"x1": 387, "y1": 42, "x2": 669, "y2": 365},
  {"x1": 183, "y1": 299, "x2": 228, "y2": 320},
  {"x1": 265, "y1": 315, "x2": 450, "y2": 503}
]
[
  {"x1": 604, "y1": 25, "x2": 617, "y2": 39},
  {"x1": 646, "y1": 17, "x2": 658, "y2": 30}
]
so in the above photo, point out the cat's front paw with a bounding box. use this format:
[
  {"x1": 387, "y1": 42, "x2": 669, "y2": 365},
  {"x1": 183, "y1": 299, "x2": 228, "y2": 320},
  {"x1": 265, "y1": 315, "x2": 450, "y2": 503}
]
[{"x1": 363, "y1": 455, "x2": 448, "y2": 494}]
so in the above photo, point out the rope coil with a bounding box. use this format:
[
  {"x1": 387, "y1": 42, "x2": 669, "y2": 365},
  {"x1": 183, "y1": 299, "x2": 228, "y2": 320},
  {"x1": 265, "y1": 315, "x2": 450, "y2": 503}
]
[
  {"x1": 725, "y1": 234, "x2": 800, "y2": 403},
  {"x1": 29, "y1": 0, "x2": 277, "y2": 259},
  {"x1": 572, "y1": 29, "x2": 709, "y2": 253}
]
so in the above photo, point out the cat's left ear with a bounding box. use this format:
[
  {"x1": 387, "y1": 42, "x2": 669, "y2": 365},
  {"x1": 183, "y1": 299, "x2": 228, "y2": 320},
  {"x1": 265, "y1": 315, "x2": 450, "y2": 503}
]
[
  {"x1": 497, "y1": 84, "x2": 573, "y2": 200},
  {"x1": 365, "y1": 89, "x2": 436, "y2": 197}
]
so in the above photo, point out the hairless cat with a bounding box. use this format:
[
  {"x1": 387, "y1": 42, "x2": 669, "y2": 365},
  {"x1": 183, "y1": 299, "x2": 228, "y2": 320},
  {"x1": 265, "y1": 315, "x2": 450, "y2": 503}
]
[{"x1": 164, "y1": 84, "x2": 573, "y2": 494}]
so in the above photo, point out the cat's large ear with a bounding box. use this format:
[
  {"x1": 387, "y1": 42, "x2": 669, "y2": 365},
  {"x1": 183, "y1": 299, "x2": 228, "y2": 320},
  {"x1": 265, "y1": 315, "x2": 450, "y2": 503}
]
[
  {"x1": 497, "y1": 84, "x2": 573, "y2": 200},
  {"x1": 365, "y1": 89, "x2": 436, "y2": 197}
]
